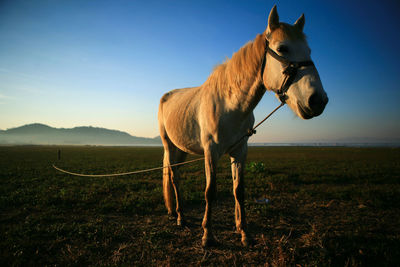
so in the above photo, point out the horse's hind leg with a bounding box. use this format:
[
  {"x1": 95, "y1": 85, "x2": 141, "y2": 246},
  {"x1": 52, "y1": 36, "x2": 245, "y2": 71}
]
[
  {"x1": 230, "y1": 142, "x2": 249, "y2": 246},
  {"x1": 161, "y1": 134, "x2": 187, "y2": 225},
  {"x1": 201, "y1": 144, "x2": 219, "y2": 247},
  {"x1": 170, "y1": 148, "x2": 187, "y2": 226}
]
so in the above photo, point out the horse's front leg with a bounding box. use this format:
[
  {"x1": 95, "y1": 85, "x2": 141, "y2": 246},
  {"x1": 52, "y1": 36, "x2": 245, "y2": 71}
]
[
  {"x1": 201, "y1": 146, "x2": 218, "y2": 247},
  {"x1": 230, "y1": 142, "x2": 249, "y2": 246}
]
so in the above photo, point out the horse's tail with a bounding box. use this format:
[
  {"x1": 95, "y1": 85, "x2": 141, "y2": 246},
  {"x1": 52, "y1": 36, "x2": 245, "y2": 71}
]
[
  {"x1": 162, "y1": 154, "x2": 175, "y2": 215},
  {"x1": 158, "y1": 97, "x2": 175, "y2": 215}
]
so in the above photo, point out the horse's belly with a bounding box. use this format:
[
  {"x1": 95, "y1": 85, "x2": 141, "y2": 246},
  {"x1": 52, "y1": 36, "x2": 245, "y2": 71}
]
[
  {"x1": 164, "y1": 116, "x2": 203, "y2": 155},
  {"x1": 174, "y1": 138, "x2": 203, "y2": 155}
]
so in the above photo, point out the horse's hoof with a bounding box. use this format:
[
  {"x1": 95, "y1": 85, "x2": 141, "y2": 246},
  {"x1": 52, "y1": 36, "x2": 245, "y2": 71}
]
[
  {"x1": 241, "y1": 237, "x2": 249, "y2": 247},
  {"x1": 167, "y1": 211, "x2": 177, "y2": 221},
  {"x1": 177, "y1": 218, "x2": 185, "y2": 227},
  {"x1": 202, "y1": 237, "x2": 219, "y2": 248},
  {"x1": 241, "y1": 235, "x2": 253, "y2": 247}
]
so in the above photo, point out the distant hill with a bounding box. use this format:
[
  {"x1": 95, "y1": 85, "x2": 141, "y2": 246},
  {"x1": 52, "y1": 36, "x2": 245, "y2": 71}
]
[{"x1": 0, "y1": 123, "x2": 162, "y2": 146}]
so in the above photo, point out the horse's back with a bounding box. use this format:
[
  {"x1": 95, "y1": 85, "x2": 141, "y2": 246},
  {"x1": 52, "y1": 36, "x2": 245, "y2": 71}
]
[{"x1": 159, "y1": 87, "x2": 201, "y2": 117}]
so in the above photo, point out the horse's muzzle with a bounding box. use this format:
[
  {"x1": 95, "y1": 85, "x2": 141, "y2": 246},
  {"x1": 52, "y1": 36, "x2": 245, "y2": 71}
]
[{"x1": 298, "y1": 93, "x2": 328, "y2": 119}]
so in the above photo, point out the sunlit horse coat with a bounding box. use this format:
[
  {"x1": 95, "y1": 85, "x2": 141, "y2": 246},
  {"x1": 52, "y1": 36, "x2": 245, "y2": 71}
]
[{"x1": 158, "y1": 6, "x2": 328, "y2": 247}]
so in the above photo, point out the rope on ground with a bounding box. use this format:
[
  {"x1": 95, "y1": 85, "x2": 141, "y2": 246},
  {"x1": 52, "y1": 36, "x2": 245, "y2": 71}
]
[
  {"x1": 53, "y1": 102, "x2": 285, "y2": 177},
  {"x1": 52, "y1": 157, "x2": 204, "y2": 177}
]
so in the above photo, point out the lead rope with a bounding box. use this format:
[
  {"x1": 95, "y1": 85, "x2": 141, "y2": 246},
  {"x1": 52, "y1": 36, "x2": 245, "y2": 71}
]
[
  {"x1": 52, "y1": 157, "x2": 204, "y2": 177},
  {"x1": 52, "y1": 103, "x2": 284, "y2": 178}
]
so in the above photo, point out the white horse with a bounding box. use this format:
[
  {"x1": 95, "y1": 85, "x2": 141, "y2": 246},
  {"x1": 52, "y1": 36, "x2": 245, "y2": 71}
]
[{"x1": 158, "y1": 6, "x2": 328, "y2": 247}]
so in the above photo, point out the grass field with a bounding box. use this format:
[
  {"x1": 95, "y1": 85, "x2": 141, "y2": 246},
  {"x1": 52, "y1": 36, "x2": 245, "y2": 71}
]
[{"x1": 0, "y1": 145, "x2": 399, "y2": 266}]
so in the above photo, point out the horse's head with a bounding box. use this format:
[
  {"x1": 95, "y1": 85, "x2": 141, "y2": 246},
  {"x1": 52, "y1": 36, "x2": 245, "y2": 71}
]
[{"x1": 263, "y1": 6, "x2": 328, "y2": 119}]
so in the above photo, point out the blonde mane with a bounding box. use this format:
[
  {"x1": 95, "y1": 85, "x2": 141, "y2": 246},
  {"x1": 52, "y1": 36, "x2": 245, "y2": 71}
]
[
  {"x1": 204, "y1": 22, "x2": 305, "y2": 100},
  {"x1": 204, "y1": 34, "x2": 267, "y2": 98}
]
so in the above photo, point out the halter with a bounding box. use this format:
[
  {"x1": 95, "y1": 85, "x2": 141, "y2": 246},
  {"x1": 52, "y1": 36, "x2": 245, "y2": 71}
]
[{"x1": 260, "y1": 38, "x2": 314, "y2": 103}]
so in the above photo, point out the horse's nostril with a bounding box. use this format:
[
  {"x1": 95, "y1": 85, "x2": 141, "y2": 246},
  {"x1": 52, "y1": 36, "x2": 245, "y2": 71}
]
[
  {"x1": 308, "y1": 93, "x2": 328, "y2": 113},
  {"x1": 308, "y1": 93, "x2": 321, "y2": 109}
]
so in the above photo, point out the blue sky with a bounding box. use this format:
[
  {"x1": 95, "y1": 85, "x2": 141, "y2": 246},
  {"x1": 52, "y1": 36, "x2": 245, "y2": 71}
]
[{"x1": 0, "y1": 0, "x2": 399, "y2": 143}]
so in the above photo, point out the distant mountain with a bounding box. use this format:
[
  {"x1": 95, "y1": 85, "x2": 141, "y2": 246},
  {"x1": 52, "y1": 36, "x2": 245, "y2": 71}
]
[{"x1": 0, "y1": 123, "x2": 162, "y2": 146}]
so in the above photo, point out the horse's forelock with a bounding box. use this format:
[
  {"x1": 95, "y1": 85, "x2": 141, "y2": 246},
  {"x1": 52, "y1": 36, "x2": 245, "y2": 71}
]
[{"x1": 270, "y1": 23, "x2": 306, "y2": 42}]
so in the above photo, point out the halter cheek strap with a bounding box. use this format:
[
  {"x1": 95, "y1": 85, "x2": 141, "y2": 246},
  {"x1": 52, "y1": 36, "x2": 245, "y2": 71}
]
[{"x1": 260, "y1": 39, "x2": 314, "y2": 103}]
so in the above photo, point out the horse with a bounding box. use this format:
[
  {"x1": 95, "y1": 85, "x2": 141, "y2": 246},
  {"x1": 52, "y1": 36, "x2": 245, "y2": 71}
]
[{"x1": 158, "y1": 5, "x2": 328, "y2": 247}]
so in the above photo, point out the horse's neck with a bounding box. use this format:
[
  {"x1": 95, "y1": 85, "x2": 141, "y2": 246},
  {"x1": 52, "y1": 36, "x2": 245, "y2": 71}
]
[{"x1": 205, "y1": 34, "x2": 267, "y2": 114}]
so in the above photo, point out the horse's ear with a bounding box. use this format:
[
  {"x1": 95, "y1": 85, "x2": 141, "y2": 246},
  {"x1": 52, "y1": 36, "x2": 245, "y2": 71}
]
[
  {"x1": 294, "y1": 13, "x2": 305, "y2": 32},
  {"x1": 267, "y1": 5, "x2": 279, "y2": 33}
]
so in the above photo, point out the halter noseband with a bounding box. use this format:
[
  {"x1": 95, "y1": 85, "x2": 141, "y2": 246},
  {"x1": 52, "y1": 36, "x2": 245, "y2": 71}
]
[{"x1": 260, "y1": 39, "x2": 314, "y2": 103}]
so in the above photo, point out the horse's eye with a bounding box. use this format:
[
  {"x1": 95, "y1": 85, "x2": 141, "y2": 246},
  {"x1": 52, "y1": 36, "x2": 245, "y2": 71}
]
[{"x1": 277, "y1": 45, "x2": 289, "y2": 54}]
